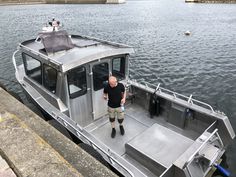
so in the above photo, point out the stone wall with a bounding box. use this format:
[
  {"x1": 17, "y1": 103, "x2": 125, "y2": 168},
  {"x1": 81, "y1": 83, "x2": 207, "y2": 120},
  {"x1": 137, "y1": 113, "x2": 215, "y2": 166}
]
[
  {"x1": 0, "y1": 0, "x2": 45, "y2": 4},
  {"x1": 0, "y1": 0, "x2": 124, "y2": 4}
]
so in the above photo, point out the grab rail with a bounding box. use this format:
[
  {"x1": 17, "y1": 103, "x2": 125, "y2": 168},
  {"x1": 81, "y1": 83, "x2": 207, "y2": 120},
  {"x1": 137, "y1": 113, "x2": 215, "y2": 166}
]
[
  {"x1": 12, "y1": 50, "x2": 19, "y2": 72},
  {"x1": 129, "y1": 80, "x2": 215, "y2": 113},
  {"x1": 54, "y1": 113, "x2": 135, "y2": 177},
  {"x1": 183, "y1": 127, "x2": 225, "y2": 177},
  {"x1": 183, "y1": 128, "x2": 219, "y2": 169}
]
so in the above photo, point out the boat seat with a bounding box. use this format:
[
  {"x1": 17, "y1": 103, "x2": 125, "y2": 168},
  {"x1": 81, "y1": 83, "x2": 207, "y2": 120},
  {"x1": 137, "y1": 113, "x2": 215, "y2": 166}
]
[{"x1": 125, "y1": 123, "x2": 193, "y2": 176}]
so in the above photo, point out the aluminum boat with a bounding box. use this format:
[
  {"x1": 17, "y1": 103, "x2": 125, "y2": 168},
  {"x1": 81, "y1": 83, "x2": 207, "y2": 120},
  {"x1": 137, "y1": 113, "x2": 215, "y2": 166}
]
[{"x1": 12, "y1": 27, "x2": 235, "y2": 177}]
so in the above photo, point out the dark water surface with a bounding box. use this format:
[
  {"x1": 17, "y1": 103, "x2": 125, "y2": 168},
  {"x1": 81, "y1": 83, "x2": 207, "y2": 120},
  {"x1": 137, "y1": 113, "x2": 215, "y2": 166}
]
[{"x1": 0, "y1": 0, "x2": 235, "y2": 175}]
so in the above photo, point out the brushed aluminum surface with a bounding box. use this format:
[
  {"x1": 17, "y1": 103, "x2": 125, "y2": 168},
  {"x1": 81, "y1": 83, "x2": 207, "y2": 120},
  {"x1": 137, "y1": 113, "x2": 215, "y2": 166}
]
[{"x1": 126, "y1": 123, "x2": 194, "y2": 168}]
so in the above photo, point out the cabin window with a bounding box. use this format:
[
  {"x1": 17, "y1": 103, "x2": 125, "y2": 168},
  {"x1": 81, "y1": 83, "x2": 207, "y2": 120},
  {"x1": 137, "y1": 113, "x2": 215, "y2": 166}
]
[
  {"x1": 23, "y1": 54, "x2": 42, "y2": 84},
  {"x1": 112, "y1": 57, "x2": 125, "y2": 80},
  {"x1": 93, "y1": 63, "x2": 109, "y2": 91},
  {"x1": 43, "y1": 64, "x2": 57, "y2": 93},
  {"x1": 67, "y1": 66, "x2": 87, "y2": 98}
]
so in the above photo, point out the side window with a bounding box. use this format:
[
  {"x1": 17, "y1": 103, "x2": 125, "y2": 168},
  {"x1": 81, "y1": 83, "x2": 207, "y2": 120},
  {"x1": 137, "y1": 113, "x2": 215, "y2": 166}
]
[
  {"x1": 23, "y1": 54, "x2": 42, "y2": 84},
  {"x1": 93, "y1": 63, "x2": 109, "y2": 91},
  {"x1": 67, "y1": 66, "x2": 87, "y2": 98},
  {"x1": 112, "y1": 57, "x2": 125, "y2": 80},
  {"x1": 43, "y1": 64, "x2": 57, "y2": 93}
]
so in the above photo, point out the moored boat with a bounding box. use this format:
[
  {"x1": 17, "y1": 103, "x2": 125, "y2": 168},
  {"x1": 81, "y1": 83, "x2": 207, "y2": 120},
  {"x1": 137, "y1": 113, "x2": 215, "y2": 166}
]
[{"x1": 12, "y1": 24, "x2": 235, "y2": 177}]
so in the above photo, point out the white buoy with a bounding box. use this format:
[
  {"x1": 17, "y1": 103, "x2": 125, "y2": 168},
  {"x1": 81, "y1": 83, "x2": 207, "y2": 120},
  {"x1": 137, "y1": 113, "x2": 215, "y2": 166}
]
[{"x1": 184, "y1": 31, "x2": 191, "y2": 36}]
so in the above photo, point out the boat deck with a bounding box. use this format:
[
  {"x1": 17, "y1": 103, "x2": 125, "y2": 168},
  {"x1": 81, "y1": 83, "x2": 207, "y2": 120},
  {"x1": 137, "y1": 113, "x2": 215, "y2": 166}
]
[
  {"x1": 86, "y1": 111, "x2": 148, "y2": 155},
  {"x1": 84, "y1": 103, "x2": 197, "y2": 174}
]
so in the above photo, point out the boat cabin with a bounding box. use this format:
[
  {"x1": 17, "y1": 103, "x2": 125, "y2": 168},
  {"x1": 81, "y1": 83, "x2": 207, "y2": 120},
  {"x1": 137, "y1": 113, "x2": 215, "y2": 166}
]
[{"x1": 19, "y1": 30, "x2": 133, "y2": 127}]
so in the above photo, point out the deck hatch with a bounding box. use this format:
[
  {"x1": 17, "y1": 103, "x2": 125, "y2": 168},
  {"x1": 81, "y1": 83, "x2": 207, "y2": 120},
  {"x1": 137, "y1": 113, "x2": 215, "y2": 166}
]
[{"x1": 125, "y1": 123, "x2": 194, "y2": 170}]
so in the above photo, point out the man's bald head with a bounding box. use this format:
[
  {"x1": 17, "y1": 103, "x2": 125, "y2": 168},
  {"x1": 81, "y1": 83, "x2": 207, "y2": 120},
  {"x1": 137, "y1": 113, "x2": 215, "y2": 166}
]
[{"x1": 109, "y1": 76, "x2": 117, "y2": 88}]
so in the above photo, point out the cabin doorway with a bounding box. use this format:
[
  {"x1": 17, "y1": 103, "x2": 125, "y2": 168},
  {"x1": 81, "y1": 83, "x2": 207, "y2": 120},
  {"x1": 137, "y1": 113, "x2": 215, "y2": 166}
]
[
  {"x1": 90, "y1": 62, "x2": 109, "y2": 120},
  {"x1": 67, "y1": 65, "x2": 93, "y2": 127}
]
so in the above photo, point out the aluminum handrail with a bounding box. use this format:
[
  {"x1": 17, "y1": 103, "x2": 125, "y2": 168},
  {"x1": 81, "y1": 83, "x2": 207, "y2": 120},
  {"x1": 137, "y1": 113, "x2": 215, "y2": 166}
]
[
  {"x1": 205, "y1": 121, "x2": 217, "y2": 132},
  {"x1": 130, "y1": 80, "x2": 215, "y2": 113},
  {"x1": 85, "y1": 136, "x2": 136, "y2": 177},
  {"x1": 55, "y1": 114, "x2": 135, "y2": 177},
  {"x1": 160, "y1": 87, "x2": 214, "y2": 112},
  {"x1": 12, "y1": 50, "x2": 19, "y2": 72},
  {"x1": 183, "y1": 128, "x2": 219, "y2": 169},
  {"x1": 49, "y1": 108, "x2": 136, "y2": 176}
]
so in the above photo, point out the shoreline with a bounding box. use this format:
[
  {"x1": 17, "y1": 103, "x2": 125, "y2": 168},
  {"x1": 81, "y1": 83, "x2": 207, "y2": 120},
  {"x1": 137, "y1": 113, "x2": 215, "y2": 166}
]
[{"x1": 0, "y1": 0, "x2": 125, "y2": 5}]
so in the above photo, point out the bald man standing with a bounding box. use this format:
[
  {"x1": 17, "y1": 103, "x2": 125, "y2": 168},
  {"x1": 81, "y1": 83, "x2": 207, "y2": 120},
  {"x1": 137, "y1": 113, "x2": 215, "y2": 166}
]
[{"x1": 103, "y1": 76, "x2": 126, "y2": 138}]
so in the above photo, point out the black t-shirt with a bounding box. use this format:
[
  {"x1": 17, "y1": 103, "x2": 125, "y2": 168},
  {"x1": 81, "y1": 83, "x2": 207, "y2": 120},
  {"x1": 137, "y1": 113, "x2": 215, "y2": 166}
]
[{"x1": 104, "y1": 83, "x2": 125, "y2": 108}]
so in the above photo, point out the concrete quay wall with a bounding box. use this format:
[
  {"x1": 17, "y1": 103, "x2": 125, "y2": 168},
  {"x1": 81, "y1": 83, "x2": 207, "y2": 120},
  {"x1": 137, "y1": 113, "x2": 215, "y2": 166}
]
[
  {"x1": 0, "y1": 155, "x2": 17, "y2": 177},
  {"x1": 0, "y1": 0, "x2": 45, "y2": 5},
  {"x1": 0, "y1": 87, "x2": 117, "y2": 177},
  {"x1": 0, "y1": 0, "x2": 124, "y2": 4},
  {"x1": 0, "y1": 112, "x2": 82, "y2": 177}
]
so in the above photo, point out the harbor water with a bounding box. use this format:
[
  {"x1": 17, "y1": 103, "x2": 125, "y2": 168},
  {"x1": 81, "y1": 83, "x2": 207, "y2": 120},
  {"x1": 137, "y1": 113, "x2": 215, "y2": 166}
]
[{"x1": 0, "y1": 0, "x2": 235, "y2": 175}]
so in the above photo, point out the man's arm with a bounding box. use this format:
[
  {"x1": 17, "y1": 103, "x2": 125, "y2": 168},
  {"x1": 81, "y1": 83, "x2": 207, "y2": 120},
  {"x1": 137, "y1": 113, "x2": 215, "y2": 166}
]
[
  {"x1": 121, "y1": 91, "x2": 126, "y2": 104},
  {"x1": 121, "y1": 84, "x2": 126, "y2": 104},
  {"x1": 103, "y1": 86, "x2": 108, "y2": 100},
  {"x1": 103, "y1": 93, "x2": 108, "y2": 100}
]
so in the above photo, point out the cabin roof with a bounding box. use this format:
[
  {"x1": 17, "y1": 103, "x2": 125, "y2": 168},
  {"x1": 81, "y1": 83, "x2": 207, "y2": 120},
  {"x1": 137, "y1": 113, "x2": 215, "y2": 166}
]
[{"x1": 20, "y1": 31, "x2": 134, "y2": 72}]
